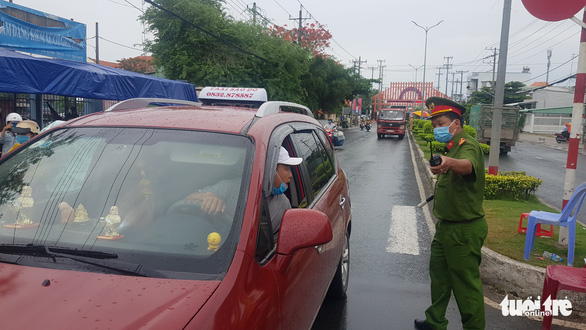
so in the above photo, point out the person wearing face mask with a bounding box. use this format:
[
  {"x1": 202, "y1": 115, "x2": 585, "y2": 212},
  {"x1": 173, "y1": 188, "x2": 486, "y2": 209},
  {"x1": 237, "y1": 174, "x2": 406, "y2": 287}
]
[
  {"x1": 267, "y1": 146, "x2": 303, "y2": 235},
  {"x1": 414, "y1": 97, "x2": 486, "y2": 330},
  {"x1": 0, "y1": 112, "x2": 22, "y2": 156},
  {"x1": 5, "y1": 120, "x2": 40, "y2": 155},
  {"x1": 324, "y1": 118, "x2": 336, "y2": 130}
]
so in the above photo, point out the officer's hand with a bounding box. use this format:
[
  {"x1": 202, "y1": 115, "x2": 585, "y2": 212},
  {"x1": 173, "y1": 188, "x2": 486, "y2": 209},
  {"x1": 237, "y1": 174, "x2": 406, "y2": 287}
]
[
  {"x1": 430, "y1": 155, "x2": 450, "y2": 175},
  {"x1": 2, "y1": 123, "x2": 13, "y2": 132},
  {"x1": 185, "y1": 192, "x2": 226, "y2": 216}
]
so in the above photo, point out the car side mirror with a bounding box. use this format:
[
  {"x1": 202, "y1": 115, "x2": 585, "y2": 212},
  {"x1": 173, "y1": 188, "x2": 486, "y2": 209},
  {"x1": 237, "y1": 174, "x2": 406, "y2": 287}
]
[{"x1": 275, "y1": 209, "x2": 333, "y2": 273}]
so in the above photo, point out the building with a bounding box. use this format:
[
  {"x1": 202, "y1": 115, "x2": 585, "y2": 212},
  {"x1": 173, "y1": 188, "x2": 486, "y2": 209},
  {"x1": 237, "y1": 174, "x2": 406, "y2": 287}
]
[{"x1": 467, "y1": 66, "x2": 532, "y2": 98}]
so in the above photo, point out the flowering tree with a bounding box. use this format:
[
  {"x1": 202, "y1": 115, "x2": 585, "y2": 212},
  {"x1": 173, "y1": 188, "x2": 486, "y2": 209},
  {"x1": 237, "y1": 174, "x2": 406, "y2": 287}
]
[
  {"x1": 118, "y1": 56, "x2": 155, "y2": 74},
  {"x1": 269, "y1": 22, "x2": 332, "y2": 58}
]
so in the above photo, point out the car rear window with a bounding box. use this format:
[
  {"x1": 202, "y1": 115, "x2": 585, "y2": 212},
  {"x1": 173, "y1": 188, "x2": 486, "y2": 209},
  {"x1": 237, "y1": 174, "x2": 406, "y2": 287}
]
[{"x1": 0, "y1": 127, "x2": 253, "y2": 280}]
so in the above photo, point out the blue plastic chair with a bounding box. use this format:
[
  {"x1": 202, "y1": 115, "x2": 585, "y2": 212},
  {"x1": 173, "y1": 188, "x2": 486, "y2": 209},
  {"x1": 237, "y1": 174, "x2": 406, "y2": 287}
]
[{"x1": 523, "y1": 182, "x2": 586, "y2": 266}]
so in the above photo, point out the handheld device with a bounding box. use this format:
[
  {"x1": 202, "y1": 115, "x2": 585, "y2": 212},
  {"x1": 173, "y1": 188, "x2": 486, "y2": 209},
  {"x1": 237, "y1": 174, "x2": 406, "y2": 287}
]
[{"x1": 429, "y1": 154, "x2": 442, "y2": 167}]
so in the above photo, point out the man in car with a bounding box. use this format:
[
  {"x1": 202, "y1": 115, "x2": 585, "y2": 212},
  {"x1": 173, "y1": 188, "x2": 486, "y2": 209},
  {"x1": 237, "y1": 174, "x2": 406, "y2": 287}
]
[
  {"x1": 175, "y1": 147, "x2": 302, "y2": 235},
  {"x1": 414, "y1": 97, "x2": 487, "y2": 330}
]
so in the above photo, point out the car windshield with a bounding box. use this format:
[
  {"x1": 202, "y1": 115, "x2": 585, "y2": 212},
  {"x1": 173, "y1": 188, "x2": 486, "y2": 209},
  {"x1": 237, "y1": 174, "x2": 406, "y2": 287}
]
[
  {"x1": 379, "y1": 110, "x2": 404, "y2": 121},
  {"x1": 0, "y1": 127, "x2": 252, "y2": 280}
]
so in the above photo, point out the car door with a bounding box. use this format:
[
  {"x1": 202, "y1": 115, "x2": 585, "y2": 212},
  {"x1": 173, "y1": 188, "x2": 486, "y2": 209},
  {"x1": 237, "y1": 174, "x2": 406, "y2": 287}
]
[{"x1": 269, "y1": 127, "x2": 345, "y2": 329}]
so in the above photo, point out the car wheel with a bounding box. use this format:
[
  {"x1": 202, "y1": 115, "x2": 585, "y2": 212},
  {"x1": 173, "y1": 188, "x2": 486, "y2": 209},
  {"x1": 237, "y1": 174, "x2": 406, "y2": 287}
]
[
  {"x1": 327, "y1": 232, "x2": 349, "y2": 298},
  {"x1": 398, "y1": 134, "x2": 404, "y2": 139}
]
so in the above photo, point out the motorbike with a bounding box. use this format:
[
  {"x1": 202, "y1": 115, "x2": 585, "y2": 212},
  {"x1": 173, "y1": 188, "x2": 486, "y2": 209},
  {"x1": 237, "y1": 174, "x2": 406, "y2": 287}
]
[
  {"x1": 365, "y1": 122, "x2": 371, "y2": 132},
  {"x1": 360, "y1": 122, "x2": 365, "y2": 130},
  {"x1": 555, "y1": 132, "x2": 568, "y2": 143}
]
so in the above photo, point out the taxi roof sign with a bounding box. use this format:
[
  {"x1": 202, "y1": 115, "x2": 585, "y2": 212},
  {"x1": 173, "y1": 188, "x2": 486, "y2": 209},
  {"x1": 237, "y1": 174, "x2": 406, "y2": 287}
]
[{"x1": 198, "y1": 87, "x2": 268, "y2": 106}]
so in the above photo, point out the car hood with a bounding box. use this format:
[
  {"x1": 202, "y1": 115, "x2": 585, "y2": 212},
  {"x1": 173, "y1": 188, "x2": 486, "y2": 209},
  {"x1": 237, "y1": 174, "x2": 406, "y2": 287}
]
[{"x1": 0, "y1": 264, "x2": 220, "y2": 329}]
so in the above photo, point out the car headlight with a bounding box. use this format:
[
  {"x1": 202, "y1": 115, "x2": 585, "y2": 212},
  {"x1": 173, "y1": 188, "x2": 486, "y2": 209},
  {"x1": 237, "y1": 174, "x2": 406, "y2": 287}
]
[{"x1": 400, "y1": 125, "x2": 405, "y2": 129}]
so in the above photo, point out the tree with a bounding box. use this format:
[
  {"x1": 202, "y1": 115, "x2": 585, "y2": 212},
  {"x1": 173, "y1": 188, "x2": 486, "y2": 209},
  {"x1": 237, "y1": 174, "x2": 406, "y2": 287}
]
[
  {"x1": 118, "y1": 56, "x2": 155, "y2": 74},
  {"x1": 269, "y1": 22, "x2": 332, "y2": 58},
  {"x1": 141, "y1": 0, "x2": 310, "y2": 103}
]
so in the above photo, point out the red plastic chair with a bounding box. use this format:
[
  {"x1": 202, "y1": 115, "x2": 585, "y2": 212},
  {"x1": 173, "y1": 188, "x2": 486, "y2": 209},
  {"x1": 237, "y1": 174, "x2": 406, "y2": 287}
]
[
  {"x1": 541, "y1": 265, "x2": 586, "y2": 329},
  {"x1": 517, "y1": 212, "x2": 553, "y2": 237}
]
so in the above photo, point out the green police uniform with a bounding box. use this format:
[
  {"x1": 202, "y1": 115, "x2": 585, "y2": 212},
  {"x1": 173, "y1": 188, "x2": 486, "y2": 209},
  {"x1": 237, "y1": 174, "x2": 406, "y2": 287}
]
[{"x1": 425, "y1": 129, "x2": 488, "y2": 330}]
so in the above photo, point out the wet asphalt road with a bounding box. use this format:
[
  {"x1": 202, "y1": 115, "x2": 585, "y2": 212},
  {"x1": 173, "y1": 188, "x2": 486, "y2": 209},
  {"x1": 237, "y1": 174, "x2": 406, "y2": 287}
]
[{"x1": 311, "y1": 128, "x2": 575, "y2": 330}]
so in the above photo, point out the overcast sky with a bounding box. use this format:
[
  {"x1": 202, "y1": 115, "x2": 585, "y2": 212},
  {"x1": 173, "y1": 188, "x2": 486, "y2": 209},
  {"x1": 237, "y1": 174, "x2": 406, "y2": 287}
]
[{"x1": 14, "y1": 0, "x2": 584, "y2": 90}]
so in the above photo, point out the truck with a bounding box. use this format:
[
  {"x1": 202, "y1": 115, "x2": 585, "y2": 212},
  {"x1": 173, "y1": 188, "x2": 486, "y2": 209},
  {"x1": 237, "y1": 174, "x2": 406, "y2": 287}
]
[
  {"x1": 376, "y1": 108, "x2": 407, "y2": 139},
  {"x1": 469, "y1": 104, "x2": 520, "y2": 155}
]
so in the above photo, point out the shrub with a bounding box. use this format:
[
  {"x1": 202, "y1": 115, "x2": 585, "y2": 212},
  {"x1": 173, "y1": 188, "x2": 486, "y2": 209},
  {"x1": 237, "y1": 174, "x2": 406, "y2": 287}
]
[
  {"x1": 422, "y1": 133, "x2": 435, "y2": 142},
  {"x1": 430, "y1": 141, "x2": 447, "y2": 153},
  {"x1": 422, "y1": 121, "x2": 433, "y2": 135},
  {"x1": 479, "y1": 143, "x2": 490, "y2": 154},
  {"x1": 463, "y1": 125, "x2": 477, "y2": 139},
  {"x1": 484, "y1": 170, "x2": 543, "y2": 200}
]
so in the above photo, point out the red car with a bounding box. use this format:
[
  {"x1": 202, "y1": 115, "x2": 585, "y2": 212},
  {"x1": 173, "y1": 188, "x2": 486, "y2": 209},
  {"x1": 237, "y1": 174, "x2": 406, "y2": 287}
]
[{"x1": 0, "y1": 89, "x2": 351, "y2": 329}]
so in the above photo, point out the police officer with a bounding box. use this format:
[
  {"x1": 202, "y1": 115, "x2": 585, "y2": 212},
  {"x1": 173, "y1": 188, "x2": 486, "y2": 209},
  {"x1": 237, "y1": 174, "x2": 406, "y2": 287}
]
[{"x1": 414, "y1": 97, "x2": 487, "y2": 330}]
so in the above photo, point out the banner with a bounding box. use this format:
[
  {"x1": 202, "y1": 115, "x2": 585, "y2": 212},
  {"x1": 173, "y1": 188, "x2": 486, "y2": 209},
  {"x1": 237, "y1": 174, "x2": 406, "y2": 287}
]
[{"x1": 0, "y1": 0, "x2": 86, "y2": 62}]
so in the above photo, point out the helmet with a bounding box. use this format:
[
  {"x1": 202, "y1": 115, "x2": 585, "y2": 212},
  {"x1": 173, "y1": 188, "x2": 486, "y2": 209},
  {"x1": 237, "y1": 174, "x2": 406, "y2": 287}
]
[
  {"x1": 6, "y1": 113, "x2": 22, "y2": 124},
  {"x1": 13, "y1": 120, "x2": 40, "y2": 135}
]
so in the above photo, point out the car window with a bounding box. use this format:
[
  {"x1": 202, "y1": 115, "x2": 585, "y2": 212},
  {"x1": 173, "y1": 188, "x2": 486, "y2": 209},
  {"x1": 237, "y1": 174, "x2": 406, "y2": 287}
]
[
  {"x1": 290, "y1": 131, "x2": 335, "y2": 198},
  {"x1": 0, "y1": 127, "x2": 252, "y2": 280}
]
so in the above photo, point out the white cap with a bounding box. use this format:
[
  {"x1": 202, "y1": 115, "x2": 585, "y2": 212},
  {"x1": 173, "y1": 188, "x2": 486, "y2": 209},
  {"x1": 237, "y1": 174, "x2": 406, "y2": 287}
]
[{"x1": 278, "y1": 146, "x2": 302, "y2": 165}]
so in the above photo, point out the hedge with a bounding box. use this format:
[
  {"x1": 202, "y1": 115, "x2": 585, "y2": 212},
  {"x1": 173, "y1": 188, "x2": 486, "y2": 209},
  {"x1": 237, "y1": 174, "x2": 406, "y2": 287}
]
[{"x1": 484, "y1": 170, "x2": 543, "y2": 200}]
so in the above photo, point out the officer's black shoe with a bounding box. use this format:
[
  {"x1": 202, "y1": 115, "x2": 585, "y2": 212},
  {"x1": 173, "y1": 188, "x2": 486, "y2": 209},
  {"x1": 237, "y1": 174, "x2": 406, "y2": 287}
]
[{"x1": 414, "y1": 318, "x2": 433, "y2": 330}]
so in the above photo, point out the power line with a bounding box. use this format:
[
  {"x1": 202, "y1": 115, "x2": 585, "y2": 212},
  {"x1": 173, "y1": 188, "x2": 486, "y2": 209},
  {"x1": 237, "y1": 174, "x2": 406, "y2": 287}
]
[
  {"x1": 273, "y1": 0, "x2": 294, "y2": 17},
  {"x1": 99, "y1": 36, "x2": 144, "y2": 52},
  {"x1": 520, "y1": 55, "x2": 578, "y2": 83},
  {"x1": 123, "y1": 0, "x2": 144, "y2": 13}
]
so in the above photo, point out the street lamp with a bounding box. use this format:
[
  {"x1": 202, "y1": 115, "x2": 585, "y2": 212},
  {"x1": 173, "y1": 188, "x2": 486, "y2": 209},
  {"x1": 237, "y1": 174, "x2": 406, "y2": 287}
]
[
  {"x1": 412, "y1": 20, "x2": 443, "y2": 112},
  {"x1": 408, "y1": 64, "x2": 423, "y2": 83}
]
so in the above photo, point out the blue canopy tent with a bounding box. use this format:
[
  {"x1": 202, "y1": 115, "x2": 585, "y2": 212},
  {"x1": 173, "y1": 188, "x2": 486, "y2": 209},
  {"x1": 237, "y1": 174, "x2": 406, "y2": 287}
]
[{"x1": 0, "y1": 47, "x2": 197, "y2": 101}]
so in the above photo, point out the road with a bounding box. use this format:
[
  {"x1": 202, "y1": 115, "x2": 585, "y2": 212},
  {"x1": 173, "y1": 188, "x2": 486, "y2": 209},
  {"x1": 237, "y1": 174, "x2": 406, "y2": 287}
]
[{"x1": 311, "y1": 128, "x2": 576, "y2": 330}]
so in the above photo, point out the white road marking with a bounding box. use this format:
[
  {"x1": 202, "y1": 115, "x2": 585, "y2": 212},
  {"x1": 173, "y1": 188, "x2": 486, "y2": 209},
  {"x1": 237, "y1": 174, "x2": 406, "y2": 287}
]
[{"x1": 386, "y1": 205, "x2": 420, "y2": 255}]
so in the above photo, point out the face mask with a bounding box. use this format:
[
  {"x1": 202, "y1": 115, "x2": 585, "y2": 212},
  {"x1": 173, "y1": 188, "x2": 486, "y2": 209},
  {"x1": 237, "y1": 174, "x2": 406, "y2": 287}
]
[
  {"x1": 328, "y1": 120, "x2": 332, "y2": 124},
  {"x1": 433, "y1": 120, "x2": 456, "y2": 143},
  {"x1": 16, "y1": 135, "x2": 30, "y2": 144},
  {"x1": 272, "y1": 172, "x2": 288, "y2": 195}
]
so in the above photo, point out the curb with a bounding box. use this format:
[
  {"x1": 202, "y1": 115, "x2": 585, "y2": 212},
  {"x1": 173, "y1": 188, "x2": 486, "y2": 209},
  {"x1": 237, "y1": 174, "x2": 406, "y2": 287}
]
[{"x1": 407, "y1": 130, "x2": 586, "y2": 324}]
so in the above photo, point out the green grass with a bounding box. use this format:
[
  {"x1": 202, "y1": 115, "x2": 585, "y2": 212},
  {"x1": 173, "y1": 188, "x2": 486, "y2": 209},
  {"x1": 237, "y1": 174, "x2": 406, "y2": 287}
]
[{"x1": 484, "y1": 197, "x2": 586, "y2": 268}]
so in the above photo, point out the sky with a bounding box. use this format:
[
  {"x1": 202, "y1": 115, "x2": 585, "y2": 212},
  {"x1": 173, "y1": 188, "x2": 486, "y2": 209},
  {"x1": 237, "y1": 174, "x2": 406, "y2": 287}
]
[{"x1": 12, "y1": 0, "x2": 585, "y2": 92}]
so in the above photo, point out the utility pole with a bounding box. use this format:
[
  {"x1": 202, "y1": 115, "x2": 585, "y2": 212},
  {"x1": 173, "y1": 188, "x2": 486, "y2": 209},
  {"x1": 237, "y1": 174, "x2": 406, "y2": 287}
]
[
  {"x1": 443, "y1": 56, "x2": 452, "y2": 97},
  {"x1": 486, "y1": 47, "x2": 498, "y2": 103},
  {"x1": 249, "y1": 2, "x2": 257, "y2": 25},
  {"x1": 377, "y1": 59, "x2": 386, "y2": 94},
  {"x1": 95, "y1": 22, "x2": 99, "y2": 64},
  {"x1": 436, "y1": 67, "x2": 443, "y2": 90},
  {"x1": 352, "y1": 57, "x2": 367, "y2": 77},
  {"x1": 487, "y1": 0, "x2": 511, "y2": 177},
  {"x1": 546, "y1": 49, "x2": 552, "y2": 84},
  {"x1": 450, "y1": 71, "x2": 457, "y2": 99},
  {"x1": 289, "y1": 5, "x2": 310, "y2": 44},
  {"x1": 457, "y1": 70, "x2": 468, "y2": 101}
]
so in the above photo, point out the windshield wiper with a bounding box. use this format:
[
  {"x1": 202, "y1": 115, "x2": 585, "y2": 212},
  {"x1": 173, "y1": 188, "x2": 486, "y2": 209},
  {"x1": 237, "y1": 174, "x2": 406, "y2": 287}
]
[
  {"x1": 0, "y1": 244, "x2": 118, "y2": 259},
  {"x1": 0, "y1": 244, "x2": 168, "y2": 278}
]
